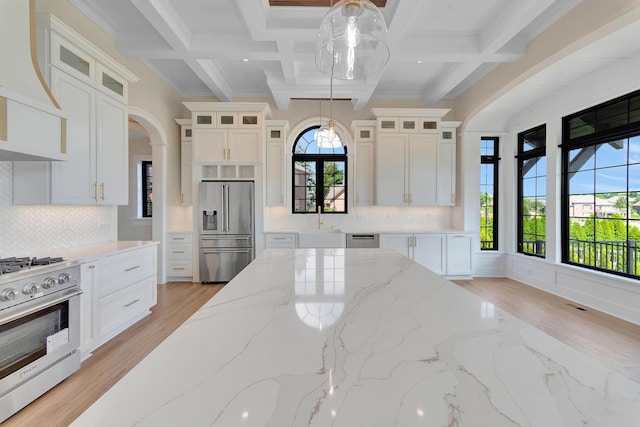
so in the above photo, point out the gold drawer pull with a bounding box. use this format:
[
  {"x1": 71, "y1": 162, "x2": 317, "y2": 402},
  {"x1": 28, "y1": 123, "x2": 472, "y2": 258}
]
[
  {"x1": 173, "y1": 251, "x2": 185, "y2": 254},
  {"x1": 124, "y1": 265, "x2": 140, "y2": 272},
  {"x1": 173, "y1": 267, "x2": 185, "y2": 271},
  {"x1": 124, "y1": 299, "x2": 140, "y2": 308}
]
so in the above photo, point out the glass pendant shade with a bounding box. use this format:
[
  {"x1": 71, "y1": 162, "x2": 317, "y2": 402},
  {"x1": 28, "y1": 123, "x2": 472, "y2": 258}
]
[
  {"x1": 316, "y1": 119, "x2": 343, "y2": 148},
  {"x1": 316, "y1": 0, "x2": 390, "y2": 80}
]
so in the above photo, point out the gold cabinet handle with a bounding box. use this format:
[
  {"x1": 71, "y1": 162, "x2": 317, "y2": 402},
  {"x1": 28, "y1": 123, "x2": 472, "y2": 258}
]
[
  {"x1": 100, "y1": 182, "x2": 105, "y2": 200},
  {"x1": 124, "y1": 265, "x2": 140, "y2": 272},
  {"x1": 228, "y1": 148, "x2": 231, "y2": 159},
  {"x1": 94, "y1": 182, "x2": 98, "y2": 200}
]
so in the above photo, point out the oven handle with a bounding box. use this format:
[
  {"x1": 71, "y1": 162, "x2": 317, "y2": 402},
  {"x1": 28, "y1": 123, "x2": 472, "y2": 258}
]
[{"x1": 0, "y1": 287, "x2": 82, "y2": 326}]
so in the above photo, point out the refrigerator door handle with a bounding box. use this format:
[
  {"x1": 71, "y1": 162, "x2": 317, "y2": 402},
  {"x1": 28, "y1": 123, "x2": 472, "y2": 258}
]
[{"x1": 224, "y1": 184, "x2": 230, "y2": 232}]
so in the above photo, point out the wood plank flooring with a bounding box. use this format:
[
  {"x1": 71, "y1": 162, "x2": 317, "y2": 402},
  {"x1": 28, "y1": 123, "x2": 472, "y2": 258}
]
[
  {"x1": 3, "y1": 281, "x2": 223, "y2": 427},
  {"x1": 453, "y1": 277, "x2": 640, "y2": 383},
  {"x1": 4, "y1": 277, "x2": 640, "y2": 426}
]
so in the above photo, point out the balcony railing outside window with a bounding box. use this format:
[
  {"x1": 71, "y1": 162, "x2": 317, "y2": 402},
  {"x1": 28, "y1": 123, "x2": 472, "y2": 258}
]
[{"x1": 566, "y1": 239, "x2": 639, "y2": 276}]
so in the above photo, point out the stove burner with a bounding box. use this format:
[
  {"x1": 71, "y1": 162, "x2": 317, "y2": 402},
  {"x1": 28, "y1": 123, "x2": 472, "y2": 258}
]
[{"x1": 0, "y1": 256, "x2": 65, "y2": 275}]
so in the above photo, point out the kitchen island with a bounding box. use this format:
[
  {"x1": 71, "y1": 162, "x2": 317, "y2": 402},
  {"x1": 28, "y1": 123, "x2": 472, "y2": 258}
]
[{"x1": 72, "y1": 248, "x2": 640, "y2": 426}]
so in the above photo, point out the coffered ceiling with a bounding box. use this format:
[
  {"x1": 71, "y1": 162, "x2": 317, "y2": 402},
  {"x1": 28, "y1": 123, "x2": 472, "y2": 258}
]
[{"x1": 69, "y1": 0, "x2": 582, "y2": 110}]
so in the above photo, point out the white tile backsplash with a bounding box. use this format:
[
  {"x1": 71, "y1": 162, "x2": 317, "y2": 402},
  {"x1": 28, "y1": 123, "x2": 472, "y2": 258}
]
[
  {"x1": 0, "y1": 162, "x2": 116, "y2": 257},
  {"x1": 266, "y1": 204, "x2": 455, "y2": 232}
]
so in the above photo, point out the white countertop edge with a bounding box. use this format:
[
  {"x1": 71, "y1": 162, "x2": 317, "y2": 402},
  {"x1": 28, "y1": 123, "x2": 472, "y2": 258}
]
[{"x1": 50, "y1": 240, "x2": 159, "y2": 264}]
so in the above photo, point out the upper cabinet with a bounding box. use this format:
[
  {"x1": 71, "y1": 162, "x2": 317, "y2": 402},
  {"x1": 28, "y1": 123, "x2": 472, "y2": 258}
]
[
  {"x1": 352, "y1": 120, "x2": 376, "y2": 206},
  {"x1": 184, "y1": 102, "x2": 271, "y2": 165},
  {"x1": 370, "y1": 108, "x2": 458, "y2": 207},
  {"x1": 265, "y1": 120, "x2": 289, "y2": 206},
  {"x1": 438, "y1": 122, "x2": 461, "y2": 206},
  {"x1": 175, "y1": 119, "x2": 193, "y2": 206},
  {"x1": 13, "y1": 14, "x2": 138, "y2": 205}
]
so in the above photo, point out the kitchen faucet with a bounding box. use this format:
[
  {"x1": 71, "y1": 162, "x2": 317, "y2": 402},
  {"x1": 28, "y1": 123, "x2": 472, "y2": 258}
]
[{"x1": 317, "y1": 208, "x2": 323, "y2": 229}]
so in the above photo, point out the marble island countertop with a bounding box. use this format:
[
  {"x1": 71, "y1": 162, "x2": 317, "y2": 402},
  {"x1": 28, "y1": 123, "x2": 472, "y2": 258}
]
[{"x1": 73, "y1": 248, "x2": 640, "y2": 426}]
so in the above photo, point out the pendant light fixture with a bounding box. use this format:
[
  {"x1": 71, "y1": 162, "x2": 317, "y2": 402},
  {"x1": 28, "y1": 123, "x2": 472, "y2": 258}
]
[
  {"x1": 316, "y1": 51, "x2": 343, "y2": 148},
  {"x1": 316, "y1": 0, "x2": 389, "y2": 80}
]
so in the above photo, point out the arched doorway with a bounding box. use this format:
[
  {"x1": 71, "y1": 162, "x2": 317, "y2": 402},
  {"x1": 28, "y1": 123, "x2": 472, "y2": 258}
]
[{"x1": 128, "y1": 107, "x2": 168, "y2": 284}]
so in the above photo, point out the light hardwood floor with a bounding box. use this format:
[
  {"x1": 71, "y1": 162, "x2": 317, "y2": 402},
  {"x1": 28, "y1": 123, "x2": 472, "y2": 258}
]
[
  {"x1": 4, "y1": 277, "x2": 640, "y2": 426},
  {"x1": 453, "y1": 277, "x2": 640, "y2": 383}
]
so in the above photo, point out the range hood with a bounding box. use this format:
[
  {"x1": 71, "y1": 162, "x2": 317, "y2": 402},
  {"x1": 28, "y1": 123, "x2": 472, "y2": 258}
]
[{"x1": 0, "y1": 0, "x2": 67, "y2": 161}]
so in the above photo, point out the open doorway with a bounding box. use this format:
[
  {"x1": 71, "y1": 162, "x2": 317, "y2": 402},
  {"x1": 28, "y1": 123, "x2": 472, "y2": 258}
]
[{"x1": 118, "y1": 119, "x2": 152, "y2": 240}]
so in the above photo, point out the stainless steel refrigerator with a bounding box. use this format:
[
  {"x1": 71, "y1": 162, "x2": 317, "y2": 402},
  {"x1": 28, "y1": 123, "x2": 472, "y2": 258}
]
[{"x1": 199, "y1": 181, "x2": 254, "y2": 283}]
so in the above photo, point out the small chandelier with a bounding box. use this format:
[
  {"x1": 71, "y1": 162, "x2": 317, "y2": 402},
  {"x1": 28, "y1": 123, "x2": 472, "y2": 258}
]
[{"x1": 316, "y1": 0, "x2": 390, "y2": 80}]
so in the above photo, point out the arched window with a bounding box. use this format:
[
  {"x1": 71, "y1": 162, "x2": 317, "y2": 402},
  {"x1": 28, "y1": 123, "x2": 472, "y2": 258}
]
[{"x1": 292, "y1": 126, "x2": 347, "y2": 214}]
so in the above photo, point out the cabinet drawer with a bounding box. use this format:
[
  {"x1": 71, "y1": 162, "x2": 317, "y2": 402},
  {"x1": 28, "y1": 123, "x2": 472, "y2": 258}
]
[
  {"x1": 167, "y1": 243, "x2": 193, "y2": 260},
  {"x1": 99, "y1": 276, "x2": 155, "y2": 339},
  {"x1": 167, "y1": 233, "x2": 193, "y2": 243},
  {"x1": 167, "y1": 260, "x2": 193, "y2": 277},
  {"x1": 99, "y1": 248, "x2": 156, "y2": 297},
  {"x1": 266, "y1": 234, "x2": 296, "y2": 243}
]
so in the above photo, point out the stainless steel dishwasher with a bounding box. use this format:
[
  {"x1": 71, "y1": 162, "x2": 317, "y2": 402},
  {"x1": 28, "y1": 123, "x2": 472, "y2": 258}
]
[{"x1": 346, "y1": 233, "x2": 379, "y2": 248}]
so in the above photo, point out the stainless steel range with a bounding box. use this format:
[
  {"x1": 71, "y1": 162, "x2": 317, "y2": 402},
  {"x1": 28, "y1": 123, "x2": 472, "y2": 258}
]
[{"x1": 0, "y1": 256, "x2": 82, "y2": 423}]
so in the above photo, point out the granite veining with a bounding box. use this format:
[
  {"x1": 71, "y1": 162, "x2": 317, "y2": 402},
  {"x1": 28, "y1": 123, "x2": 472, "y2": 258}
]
[{"x1": 73, "y1": 249, "x2": 640, "y2": 426}]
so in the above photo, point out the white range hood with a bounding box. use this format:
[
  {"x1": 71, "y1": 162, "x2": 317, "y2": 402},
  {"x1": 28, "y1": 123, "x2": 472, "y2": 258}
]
[{"x1": 0, "y1": 0, "x2": 67, "y2": 161}]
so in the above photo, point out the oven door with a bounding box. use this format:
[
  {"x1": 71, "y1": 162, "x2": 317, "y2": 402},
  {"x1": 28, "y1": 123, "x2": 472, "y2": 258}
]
[{"x1": 0, "y1": 288, "x2": 81, "y2": 397}]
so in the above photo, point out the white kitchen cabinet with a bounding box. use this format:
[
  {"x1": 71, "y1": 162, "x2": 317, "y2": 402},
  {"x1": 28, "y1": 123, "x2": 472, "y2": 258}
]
[
  {"x1": 95, "y1": 90, "x2": 128, "y2": 204},
  {"x1": 79, "y1": 244, "x2": 158, "y2": 358},
  {"x1": 12, "y1": 16, "x2": 135, "y2": 205},
  {"x1": 371, "y1": 108, "x2": 454, "y2": 207},
  {"x1": 99, "y1": 276, "x2": 155, "y2": 341},
  {"x1": 97, "y1": 245, "x2": 157, "y2": 345},
  {"x1": 192, "y1": 127, "x2": 261, "y2": 164},
  {"x1": 185, "y1": 103, "x2": 271, "y2": 165},
  {"x1": 80, "y1": 261, "x2": 99, "y2": 360},
  {"x1": 192, "y1": 128, "x2": 226, "y2": 162},
  {"x1": 380, "y1": 233, "x2": 446, "y2": 275},
  {"x1": 167, "y1": 233, "x2": 193, "y2": 281},
  {"x1": 437, "y1": 122, "x2": 461, "y2": 206},
  {"x1": 266, "y1": 120, "x2": 289, "y2": 206},
  {"x1": 376, "y1": 133, "x2": 438, "y2": 205},
  {"x1": 352, "y1": 120, "x2": 375, "y2": 206},
  {"x1": 175, "y1": 119, "x2": 193, "y2": 206},
  {"x1": 446, "y1": 233, "x2": 473, "y2": 276},
  {"x1": 265, "y1": 233, "x2": 297, "y2": 249}
]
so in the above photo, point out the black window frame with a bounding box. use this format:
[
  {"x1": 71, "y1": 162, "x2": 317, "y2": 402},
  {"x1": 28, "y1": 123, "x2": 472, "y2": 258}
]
[
  {"x1": 141, "y1": 160, "x2": 152, "y2": 218},
  {"x1": 480, "y1": 137, "x2": 499, "y2": 250},
  {"x1": 291, "y1": 126, "x2": 348, "y2": 214},
  {"x1": 561, "y1": 89, "x2": 640, "y2": 279},
  {"x1": 517, "y1": 124, "x2": 547, "y2": 257}
]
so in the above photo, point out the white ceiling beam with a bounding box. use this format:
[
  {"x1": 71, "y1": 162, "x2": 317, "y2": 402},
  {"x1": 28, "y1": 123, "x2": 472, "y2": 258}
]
[
  {"x1": 479, "y1": 0, "x2": 556, "y2": 53},
  {"x1": 421, "y1": 0, "x2": 558, "y2": 105},
  {"x1": 277, "y1": 41, "x2": 297, "y2": 84},
  {"x1": 131, "y1": 0, "x2": 234, "y2": 101}
]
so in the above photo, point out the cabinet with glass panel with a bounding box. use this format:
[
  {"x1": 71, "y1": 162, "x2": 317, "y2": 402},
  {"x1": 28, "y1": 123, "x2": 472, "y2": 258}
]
[{"x1": 13, "y1": 15, "x2": 137, "y2": 205}]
